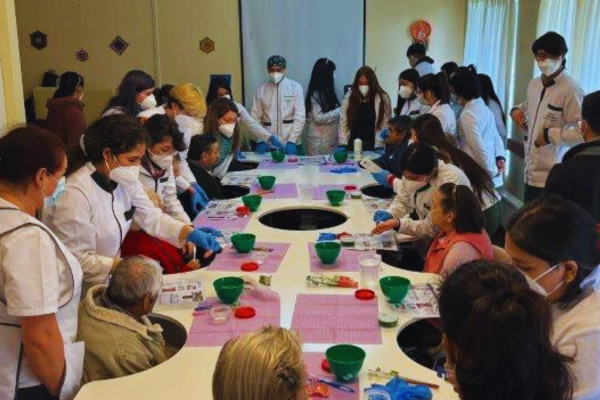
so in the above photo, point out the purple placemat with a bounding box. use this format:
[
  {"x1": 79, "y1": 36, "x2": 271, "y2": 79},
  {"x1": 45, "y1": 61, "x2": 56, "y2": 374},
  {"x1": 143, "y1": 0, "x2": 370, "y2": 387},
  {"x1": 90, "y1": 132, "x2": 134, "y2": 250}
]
[
  {"x1": 319, "y1": 161, "x2": 359, "y2": 173},
  {"x1": 206, "y1": 242, "x2": 290, "y2": 273},
  {"x1": 308, "y1": 243, "x2": 377, "y2": 272},
  {"x1": 193, "y1": 214, "x2": 251, "y2": 231},
  {"x1": 313, "y1": 184, "x2": 352, "y2": 201},
  {"x1": 291, "y1": 294, "x2": 382, "y2": 344},
  {"x1": 304, "y1": 352, "x2": 360, "y2": 399},
  {"x1": 186, "y1": 289, "x2": 281, "y2": 347},
  {"x1": 257, "y1": 160, "x2": 299, "y2": 170},
  {"x1": 250, "y1": 183, "x2": 298, "y2": 199}
]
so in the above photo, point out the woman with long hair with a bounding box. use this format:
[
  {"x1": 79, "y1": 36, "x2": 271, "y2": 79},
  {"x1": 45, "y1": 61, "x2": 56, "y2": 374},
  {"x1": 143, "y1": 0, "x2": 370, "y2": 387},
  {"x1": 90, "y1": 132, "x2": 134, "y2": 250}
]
[
  {"x1": 103, "y1": 70, "x2": 156, "y2": 117},
  {"x1": 203, "y1": 98, "x2": 242, "y2": 178},
  {"x1": 417, "y1": 72, "x2": 457, "y2": 137},
  {"x1": 478, "y1": 73, "x2": 507, "y2": 141},
  {"x1": 395, "y1": 68, "x2": 429, "y2": 118},
  {"x1": 45, "y1": 71, "x2": 86, "y2": 148}
]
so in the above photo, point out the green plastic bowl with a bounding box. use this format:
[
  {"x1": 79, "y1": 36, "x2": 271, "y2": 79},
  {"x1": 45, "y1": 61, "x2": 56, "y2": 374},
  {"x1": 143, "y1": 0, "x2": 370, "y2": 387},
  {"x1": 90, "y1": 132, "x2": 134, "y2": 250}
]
[
  {"x1": 333, "y1": 150, "x2": 349, "y2": 164},
  {"x1": 379, "y1": 276, "x2": 411, "y2": 305},
  {"x1": 271, "y1": 150, "x2": 285, "y2": 163},
  {"x1": 242, "y1": 194, "x2": 262, "y2": 212},
  {"x1": 230, "y1": 233, "x2": 256, "y2": 254},
  {"x1": 326, "y1": 190, "x2": 346, "y2": 206},
  {"x1": 315, "y1": 241, "x2": 342, "y2": 265},
  {"x1": 326, "y1": 344, "x2": 366, "y2": 382},
  {"x1": 258, "y1": 175, "x2": 276, "y2": 190},
  {"x1": 213, "y1": 276, "x2": 245, "y2": 305}
]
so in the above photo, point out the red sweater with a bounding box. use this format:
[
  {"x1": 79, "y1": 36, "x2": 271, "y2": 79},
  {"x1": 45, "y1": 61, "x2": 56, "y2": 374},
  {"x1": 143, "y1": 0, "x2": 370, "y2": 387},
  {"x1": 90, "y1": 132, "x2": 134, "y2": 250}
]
[
  {"x1": 424, "y1": 230, "x2": 494, "y2": 276},
  {"x1": 45, "y1": 97, "x2": 86, "y2": 148}
]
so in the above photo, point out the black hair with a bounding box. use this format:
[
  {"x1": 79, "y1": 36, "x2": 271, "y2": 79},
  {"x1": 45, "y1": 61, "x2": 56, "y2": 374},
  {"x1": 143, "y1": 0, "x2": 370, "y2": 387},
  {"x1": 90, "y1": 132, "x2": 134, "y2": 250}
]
[
  {"x1": 394, "y1": 68, "x2": 420, "y2": 116},
  {"x1": 406, "y1": 43, "x2": 427, "y2": 57},
  {"x1": 388, "y1": 115, "x2": 413, "y2": 146},
  {"x1": 0, "y1": 126, "x2": 65, "y2": 186},
  {"x1": 400, "y1": 142, "x2": 438, "y2": 176},
  {"x1": 437, "y1": 183, "x2": 485, "y2": 234},
  {"x1": 188, "y1": 133, "x2": 219, "y2": 161},
  {"x1": 67, "y1": 114, "x2": 146, "y2": 176},
  {"x1": 155, "y1": 84, "x2": 175, "y2": 106},
  {"x1": 450, "y1": 65, "x2": 481, "y2": 101},
  {"x1": 306, "y1": 58, "x2": 340, "y2": 114},
  {"x1": 206, "y1": 76, "x2": 234, "y2": 106},
  {"x1": 507, "y1": 195, "x2": 600, "y2": 309},
  {"x1": 412, "y1": 114, "x2": 496, "y2": 204},
  {"x1": 347, "y1": 66, "x2": 389, "y2": 132},
  {"x1": 145, "y1": 114, "x2": 186, "y2": 152},
  {"x1": 441, "y1": 62, "x2": 459, "y2": 78},
  {"x1": 582, "y1": 90, "x2": 600, "y2": 134},
  {"x1": 532, "y1": 31, "x2": 568, "y2": 67},
  {"x1": 417, "y1": 72, "x2": 451, "y2": 104},
  {"x1": 439, "y1": 260, "x2": 574, "y2": 400},
  {"x1": 103, "y1": 70, "x2": 155, "y2": 117},
  {"x1": 478, "y1": 74, "x2": 506, "y2": 123},
  {"x1": 53, "y1": 71, "x2": 84, "y2": 99}
]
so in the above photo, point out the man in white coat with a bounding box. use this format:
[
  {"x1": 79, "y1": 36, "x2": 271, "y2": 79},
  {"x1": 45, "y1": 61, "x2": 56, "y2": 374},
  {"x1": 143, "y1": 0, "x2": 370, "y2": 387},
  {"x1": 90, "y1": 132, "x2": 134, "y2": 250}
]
[
  {"x1": 407, "y1": 43, "x2": 436, "y2": 77},
  {"x1": 251, "y1": 55, "x2": 306, "y2": 155},
  {"x1": 510, "y1": 31, "x2": 584, "y2": 203}
]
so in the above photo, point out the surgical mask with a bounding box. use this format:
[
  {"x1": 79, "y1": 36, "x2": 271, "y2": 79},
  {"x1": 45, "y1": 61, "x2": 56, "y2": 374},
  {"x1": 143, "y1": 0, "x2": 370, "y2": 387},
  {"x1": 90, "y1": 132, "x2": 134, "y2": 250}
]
[
  {"x1": 528, "y1": 263, "x2": 564, "y2": 297},
  {"x1": 359, "y1": 85, "x2": 369, "y2": 97},
  {"x1": 218, "y1": 123, "x2": 236, "y2": 138},
  {"x1": 39, "y1": 173, "x2": 60, "y2": 200},
  {"x1": 408, "y1": 138, "x2": 415, "y2": 145},
  {"x1": 222, "y1": 94, "x2": 231, "y2": 100},
  {"x1": 107, "y1": 156, "x2": 140, "y2": 188},
  {"x1": 149, "y1": 152, "x2": 174, "y2": 170},
  {"x1": 269, "y1": 72, "x2": 284, "y2": 84},
  {"x1": 450, "y1": 94, "x2": 460, "y2": 105},
  {"x1": 404, "y1": 178, "x2": 428, "y2": 193},
  {"x1": 399, "y1": 86, "x2": 413, "y2": 100},
  {"x1": 140, "y1": 94, "x2": 157, "y2": 111},
  {"x1": 417, "y1": 93, "x2": 428, "y2": 105},
  {"x1": 537, "y1": 59, "x2": 562, "y2": 76}
]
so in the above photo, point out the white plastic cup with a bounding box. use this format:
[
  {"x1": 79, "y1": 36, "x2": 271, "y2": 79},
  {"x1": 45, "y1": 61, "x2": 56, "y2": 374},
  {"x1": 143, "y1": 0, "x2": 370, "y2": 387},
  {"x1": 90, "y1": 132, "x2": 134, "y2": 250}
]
[
  {"x1": 299, "y1": 183, "x2": 314, "y2": 202},
  {"x1": 360, "y1": 253, "x2": 382, "y2": 288}
]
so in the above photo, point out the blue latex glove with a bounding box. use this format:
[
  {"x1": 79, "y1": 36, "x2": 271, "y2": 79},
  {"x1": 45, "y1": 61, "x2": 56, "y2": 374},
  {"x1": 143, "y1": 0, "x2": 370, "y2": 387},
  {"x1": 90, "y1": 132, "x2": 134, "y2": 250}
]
[
  {"x1": 187, "y1": 229, "x2": 222, "y2": 252},
  {"x1": 196, "y1": 227, "x2": 223, "y2": 237},
  {"x1": 374, "y1": 210, "x2": 393, "y2": 224},
  {"x1": 372, "y1": 170, "x2": 391, "y2": 187},
  {"x1": 268, "y1": 134, "x2": 284, "y2": 150},
  {"x1": 379, "y1": 128, "x2": 390, "y2": 141},
  {"x1": 285, "y1": 142, "x2": 297, "y2": 155},
  {"x1": 335, "y1": 145, "x2": 347, "y2": 153},
  {"x1": 369, "y1": 377, "x2": 432, "y2": 400},
  {"x1": 331, "y1": 167, "x2": 358, "y2": 174},
  {"x1": 255, "y1": 142, "x2": 269, "y2": 154},
  {"x1": 374, "y1": 147, "x2": 386, "y2": 155},
  {"x1": 189, "y1": 183, "x2": 210, "y2": 213},
  {"x1": 236, "y1": 150, "x2": 247, "y2": 160},
  {"x1": 317, "y1": 232, "x2": 337, "y2": 242}
]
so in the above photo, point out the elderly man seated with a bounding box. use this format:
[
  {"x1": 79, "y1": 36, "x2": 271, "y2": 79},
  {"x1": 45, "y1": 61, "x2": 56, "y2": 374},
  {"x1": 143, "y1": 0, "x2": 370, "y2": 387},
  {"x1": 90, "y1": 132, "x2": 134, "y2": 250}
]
[{"x1": 77, "y1": 256, "x2": 169, "y2": 383}]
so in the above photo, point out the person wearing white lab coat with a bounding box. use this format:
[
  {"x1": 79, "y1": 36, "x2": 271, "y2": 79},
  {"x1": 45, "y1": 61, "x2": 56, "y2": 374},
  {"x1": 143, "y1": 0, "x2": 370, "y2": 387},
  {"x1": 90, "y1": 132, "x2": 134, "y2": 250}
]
[
  {"x1": 407, "y1": 43, "x2": 437, "y2": 77},
  {"x1": 451, "y1": 66, "x2": 506, "y2": 187},
  {"x1": 46, "y1": 115, "x2": 221, "y2": 284},
  {"x1": 479, "y1": 73, "x2": 508, "y2": 141},
  {"x1": 505, "y1": 195, "x2": 600, "y2": 400},
  {"x1": 251, "y1": 55, "x2": 306, "y2": 155},
  {"x1": 0, "y1": 127, "x2": 83, "y2": 400},
  {"x1": 416, "y1": 72, "x2": 457, "y2": 138},
  {"x1": 510, "y1": 32, "x2": 584, "y2": 203},
  {"x1": 395, "y1": 69, "x2": 430, "y2": 119},
  {"x1": 304, "y1": 58, "x2": 341, "y2": 155}
]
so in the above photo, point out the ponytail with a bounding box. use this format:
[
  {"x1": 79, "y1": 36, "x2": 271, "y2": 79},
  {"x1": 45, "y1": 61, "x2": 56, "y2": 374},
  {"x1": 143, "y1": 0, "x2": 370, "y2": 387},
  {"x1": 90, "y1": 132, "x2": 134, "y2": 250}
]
[
  {"x1": 438, "y1": 183, "x2": 485, "y2": 234},
  {"x1": 417, "y1": 72, "x2": 451, "y2": 104},
  {"x1": 53, "y1": 71, "x2": 84, "y2": 99}
]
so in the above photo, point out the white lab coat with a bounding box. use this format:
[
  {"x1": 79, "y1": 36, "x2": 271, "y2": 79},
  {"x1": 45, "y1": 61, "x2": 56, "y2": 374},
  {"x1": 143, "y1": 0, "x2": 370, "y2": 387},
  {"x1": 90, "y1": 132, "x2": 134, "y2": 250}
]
[
  {"x1": 174, "y1": 114, "x2": 204, "y2": 191},
  {"x1": 398, "y1": 98, "x2": 430, "y2": 119},
  {"x1": 0, "y1": 199, "x2": 84, "y2": 400},
  {"x1": 552, "y1": 268, "x2": 600, "y2": 400},
  {"x1": 415, "y1": 59, "x2": 437, "y2": 77},
  {"x1": 513, "y1": 70, "x2": 584, "y2": 187},
  {"x1": 487, "y1": 100, "x2": 507, "y2": 141},
  {"x1": 139, "y1": 163, "x2": 191, "y2": 224},
  {"x1": 388, "y1": 161, "x2": 471, "y2": 239},
  {"x1": 427, "y1": 101, "x2": 457, "y2": 136},
  {"x1": 251, "y1": 77, "x2": 306, "y2": 145},
  {"x1": 457, "y1": 98, "x2": 505, "y2": 187},
  {"x1": 46, "y1": 164, "x2": 186, "y2": 284},
  {"x1": 305, "y1": 95, "x2": 341, "y2": 155},
  {"x1": 338, "y1": 91, "x2": 392, "y2": 148},
  {"x1": 137, "y1": 105, "x2": 166, "y2": 119},
  {"x1": 235, "y1": 101, "x2": 271, "y2": 143}
]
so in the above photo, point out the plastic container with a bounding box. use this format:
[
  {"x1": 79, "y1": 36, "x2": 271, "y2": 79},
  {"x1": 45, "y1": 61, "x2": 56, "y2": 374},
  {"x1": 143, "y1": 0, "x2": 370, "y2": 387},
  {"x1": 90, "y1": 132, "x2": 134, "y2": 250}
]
[
  {"x1": 314, "y1": 242, "x2": 342, "y2": 265},
  {"x1": 354, "y1": 138, "x2": 363, "y2": 161},
  {"x1": 258, "y1": 175, "x2": 276, "y2": 190},
  {"x1": 271, "y1": 150, "x2": 285, "y2": 163},
  {"x1": 365, "y1": 388, "x2": 392, "y2": 400},
  {"x1": 350, "y1": 191, "x2": 362, "y2": 199},
  {"x1": 209, "y1": 305, "x2": 232, "y2": 324},
  {"x1": 299, "y1": 183, "x2": 314, "y2": 202},
  {"x1": 213, "y1": 277, "x2": 245, "y2": 305},
  {"x1": 230, "y1": 233, "x2": 256, "y2": 253},
  {"x1": 251, "y1": 249, "x2": 269, "y2": 265},
  {"x1": 325, "y1": 344, "x2": 366, "y2": 382},
  {"x1": 242, "y1": 194, "x2": 262, "y2": 212},
  {"x1": 379, "y1": 276, "x2": 411, "y2": 305},
  {"x1": 333, "y1": 150, "x2": 349, "y2": 164},
  {"x1": 326, "y1": 190, "x2": 346, "y2": 206},
  {"x1": 360, "y1": 253, "x2": 382, "y2": 289}
]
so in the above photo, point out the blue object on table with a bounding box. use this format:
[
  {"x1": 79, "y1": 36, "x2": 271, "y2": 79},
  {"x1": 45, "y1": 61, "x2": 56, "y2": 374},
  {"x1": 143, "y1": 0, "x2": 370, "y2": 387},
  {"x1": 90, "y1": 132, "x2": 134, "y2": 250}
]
[
  {"x1": 335, "y1": 145, "x2": 347, "y2": 153},
  {"x1": 318, "y1": 378, "x2": 355, "y2": 393},
  {"x1": 285, "y1": 142, "x2": 297, "y2": 155},
  {"x1": 331, "y1": 167, "x2": 358, "y2": 174},
  {"x1": 255, "y1": 142, "x2": 269, "y2": 154},
  {"x1": 236, "y1": 150, "x2": 247, "y2": 160},
  {"x1": 379, "y1": 128, "x2": 390, "y2": 141},
  {"x1": 369, "y1": 377, "x2": 433, "y2": 400},
  {"x1": 374, "y1": 210, "x2": 393, "y2": 224},
  {"x1": 196, "y1": 227, "x2": 223, "y2": 237},
  {"x1": 268, "y1": 134, "x2": 284, "y2": 150},
  {"x1": 317, "y1": 232, "x2": 338, "y2": 242},
  {"x1": 187, "y1": 229, "x2": 222, "y2": 252},
  {"x1": 372, "y1": 170, "x2": 391, "y2": 187}
]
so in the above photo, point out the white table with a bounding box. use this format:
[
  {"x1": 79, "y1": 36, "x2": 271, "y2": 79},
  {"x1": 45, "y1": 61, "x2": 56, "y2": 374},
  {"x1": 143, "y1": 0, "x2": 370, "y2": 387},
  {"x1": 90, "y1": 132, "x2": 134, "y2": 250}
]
[{"x1": 75, "y1": 162, "x2": 459, "y2": 400}]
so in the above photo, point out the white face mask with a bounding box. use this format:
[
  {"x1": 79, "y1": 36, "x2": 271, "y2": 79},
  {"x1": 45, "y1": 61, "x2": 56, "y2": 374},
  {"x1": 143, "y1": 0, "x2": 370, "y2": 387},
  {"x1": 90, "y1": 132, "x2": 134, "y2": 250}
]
[
  {"x1": 222, "y1": 94, "x2": 231, "y2": 100},
  {"x1": 537, "y1": 59, "x2": 562, "y2": 76},
  {"x1": 107, "y1": 156, "x2": 140, "y2": 188},
  {"x1": 149, "y1": 152, "x2": 173, "y2": 170},
  {"x1": 417, "y1": 93, "x2": 428, "y2": 105},
  {"x1": 403, "y1": 178, "x2": 428, "y2": 193},
  {"x1": 269, "y1": 72, "x2": 284, "y2": 84},
  {"x1": 399, "y1": 86, "x2": 413, "y2": 100},
  {"x1": 527, "y1": 263, "x2": 564, "y2": 297},
  {"x1": 140, "y1": 94, "x2": 157, "y2": 111},
  {"x1": 218, "y1": 123, "x2": 236, "y2": 138},
  {"x1": 358, "y1": 85, "x2": 369, "y2": 97}
]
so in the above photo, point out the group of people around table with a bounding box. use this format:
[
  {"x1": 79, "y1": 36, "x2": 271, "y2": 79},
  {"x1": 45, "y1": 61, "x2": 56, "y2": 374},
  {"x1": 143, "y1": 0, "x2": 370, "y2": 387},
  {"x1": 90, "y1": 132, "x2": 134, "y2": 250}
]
[{"x1": 0, "y1": 28, "x2": 599, "y2": 400}]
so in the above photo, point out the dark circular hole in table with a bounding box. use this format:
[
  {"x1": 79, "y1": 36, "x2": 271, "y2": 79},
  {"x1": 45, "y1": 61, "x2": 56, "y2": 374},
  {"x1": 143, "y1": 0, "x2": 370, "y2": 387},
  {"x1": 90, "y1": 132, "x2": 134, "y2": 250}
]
[
  {"x1": 236, "y1": 161, "x2": 259, "y2": 171},
  {"x1": 259, "y1": 208, "x2": 347, "y2": 231},
  {"x1": 221, "y1": 185, "x2": 250, "y2": 199},
  {"x1": 361, "y1": 184, "x2": 395, "y2": 199}
]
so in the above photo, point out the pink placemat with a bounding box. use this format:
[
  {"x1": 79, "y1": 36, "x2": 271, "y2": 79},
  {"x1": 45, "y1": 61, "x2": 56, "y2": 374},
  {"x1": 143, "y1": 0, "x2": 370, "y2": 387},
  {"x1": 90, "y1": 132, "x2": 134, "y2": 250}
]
[
  {"x1": 257, "y1": 160, "x2": 299, "y2": 170},
  {"x1": 308, "y1": 243, "x2": 377, "y2": 272},
  {"x1": 291, "y1": 294, "x2": 382, "y2": 344},
  {"x1": 186, "y1": 289, "x2": 281, "y2": 347},
  {"x1": 250, "y1": 183, "x2": 298, "y2": 199},
  {"x1": 319, "y1": 161, "x2": 359, "y2": 173},
  {"x1": 206, "y1": 242, "x2": 290, "y2": 273},
  {"x1": 304, "y1": 352, "x2": 360, "y2": 399},
  {"x1": 313, "y1": 184, "x2": 352, "y2": 201},
  {"x1": 193, "y1": 214, "x2": 251, "y2": 231}
]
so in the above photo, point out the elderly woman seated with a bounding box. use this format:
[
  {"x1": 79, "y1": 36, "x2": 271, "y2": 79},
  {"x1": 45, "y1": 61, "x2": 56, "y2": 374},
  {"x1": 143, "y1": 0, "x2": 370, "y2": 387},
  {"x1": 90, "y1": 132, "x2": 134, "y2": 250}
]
[{"x1": 77, "y1": 256, "x2": 169, "y2": 383}]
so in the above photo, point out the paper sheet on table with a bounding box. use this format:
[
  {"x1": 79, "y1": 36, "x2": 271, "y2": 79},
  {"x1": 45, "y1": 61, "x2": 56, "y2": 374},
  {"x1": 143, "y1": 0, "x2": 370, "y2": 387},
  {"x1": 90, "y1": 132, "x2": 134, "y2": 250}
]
[
  {"x1": 291, "y1": 294, "x2": 382, "y2": 344},
  {"x1": 363, "y1": 198, "x2": 393, "y2": 216},
  {"x1": 308, "y1": 243, "x2": 377, "y2": 272},
  {"x1": 348, "y1": 232, "x2": 397, "y2": 251},
  {"x1": 257, "y1": 160, "x2": 299, "y2": 170},
  {"x1": 157, "y1": 278, "x2": 203, "y2": 306},
  {"x1": 193, "y1": 199, "x2": 251, "y2": 230},
  {"x1": 250, "y1": 182, "x2": 299, "y2": 199},
  {"x1": 220, "y1": 173, "x2": 258, "y2": 187},
  {"x1": 304, "y1": 352, "x2": 360, "y2": 400},
  {"x1": 298, "y1": 155, "x2": 327, "y2": 166},
  {"x1": 206, "y1": 242, "x2": 290, "y2": 273},
  {"x1": 395, "y1": 283, "x2": 441, "y2": 319}
]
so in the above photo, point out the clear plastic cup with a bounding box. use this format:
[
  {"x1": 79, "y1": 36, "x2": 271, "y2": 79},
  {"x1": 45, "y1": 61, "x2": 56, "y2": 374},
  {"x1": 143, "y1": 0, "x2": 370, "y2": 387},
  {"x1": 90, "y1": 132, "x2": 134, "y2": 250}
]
[
  {"x1": 299, "y1": 183, "x2": 314, "y2": 202},
  {"x1": 251, "y1": 249, "x2": 269, "y2": 265},
  {"x1": 360, "y1": 253, "x2": 382, "y2": 289}
]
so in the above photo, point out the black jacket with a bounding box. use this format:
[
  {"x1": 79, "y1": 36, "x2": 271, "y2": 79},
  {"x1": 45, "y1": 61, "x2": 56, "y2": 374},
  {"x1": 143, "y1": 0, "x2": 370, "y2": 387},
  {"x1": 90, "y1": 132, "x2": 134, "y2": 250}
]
[
  {"x1": 189, "y1": 162, "x2": 225, "y2": 200},
  {"x1": 546, "y1": 139, "x2": 600, "y2": 222},
  {"x1": 373, "y1": 143, "x2": 408, "y2": 178}
]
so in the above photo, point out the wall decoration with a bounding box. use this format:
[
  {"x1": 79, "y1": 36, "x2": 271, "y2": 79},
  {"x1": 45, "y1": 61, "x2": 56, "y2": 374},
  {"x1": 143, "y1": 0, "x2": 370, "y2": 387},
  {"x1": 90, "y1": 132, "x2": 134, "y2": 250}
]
[
  {"x1": 30, "y1": 30, "x2": 47, "y2": 50},
  {"x1": 109, "y1": 35, "x2": 129, "y2": 56},
  {"x1": 410, "y1": 20, "x2": 432, "y2": 49},
  {"x1": 76, "y1": 49, "x2": 89, "y2": 62},
  {"x1": 199, "y1": 37, "x2": 215, "y2": 54}
]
